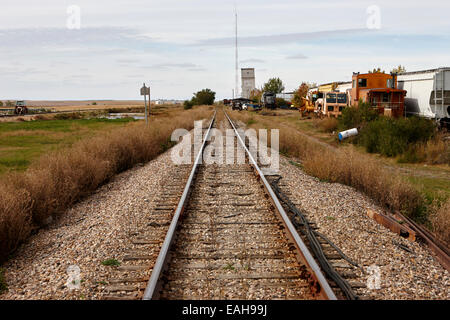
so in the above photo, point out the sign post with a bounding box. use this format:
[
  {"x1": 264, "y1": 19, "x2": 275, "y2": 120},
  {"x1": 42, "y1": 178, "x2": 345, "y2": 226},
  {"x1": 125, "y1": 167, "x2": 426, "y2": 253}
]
[{"x1": 141, "y1": 83, "x2": 150, "y2": 125}]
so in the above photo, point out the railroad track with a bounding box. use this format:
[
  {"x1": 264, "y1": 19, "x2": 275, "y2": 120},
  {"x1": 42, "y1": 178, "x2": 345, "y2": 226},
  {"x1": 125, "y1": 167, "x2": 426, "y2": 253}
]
[{"x1": 103, "y1": 108, "x2": 362, "y2": 300}]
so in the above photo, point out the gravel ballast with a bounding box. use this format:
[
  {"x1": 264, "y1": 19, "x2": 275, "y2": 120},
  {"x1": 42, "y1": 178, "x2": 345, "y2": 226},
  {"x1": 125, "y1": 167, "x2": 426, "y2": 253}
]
[
  {"x1": 0, "y1": 139, "x2": 448, "y2": 300},
  {"x1": 0, "y1": 149, "x2": 178, "y2": 300},
  {"x1": 277, "y1": 157, "x2": 449, "y2": 300}
]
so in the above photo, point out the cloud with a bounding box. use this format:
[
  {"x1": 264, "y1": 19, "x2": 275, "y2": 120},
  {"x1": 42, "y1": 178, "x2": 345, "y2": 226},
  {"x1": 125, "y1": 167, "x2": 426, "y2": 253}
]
[
  {"x1": 286, "y1": 53, "x2": 308, "y2": 59},
  {"x1": 193, "y1": 28, "x2": 372, "y2": 47},
  {"x1": 151, "y1": 63, "x2": 199, "y2": 70},
  {"x1": 0, "y1": 27, "x2": 161, "y2": 50},
  {"x1": 116, "y1": 59, "x2": 141, "y2": 64},
  {"x1": 240, "y1": 58, "x2": 265, "y2": 64},
  {"x1": 187, "y1": 67, "x2": 207, "y2": 72}
]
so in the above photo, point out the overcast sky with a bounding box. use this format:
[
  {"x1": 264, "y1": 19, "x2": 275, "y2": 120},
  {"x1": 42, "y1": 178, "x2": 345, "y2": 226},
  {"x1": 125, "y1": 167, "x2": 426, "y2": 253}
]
[{"x1": 0, "y1": 0, "x2": 449, "y2": 100}]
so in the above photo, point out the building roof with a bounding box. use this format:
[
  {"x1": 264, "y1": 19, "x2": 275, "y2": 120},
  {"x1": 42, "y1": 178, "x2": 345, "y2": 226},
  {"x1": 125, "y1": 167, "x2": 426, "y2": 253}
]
[
  {"x1": 360, "y1": 88, "x2": 407, "y2": 93},
  {"x1": 397, "y1": 67, "x2": 450, "y2": 75}
]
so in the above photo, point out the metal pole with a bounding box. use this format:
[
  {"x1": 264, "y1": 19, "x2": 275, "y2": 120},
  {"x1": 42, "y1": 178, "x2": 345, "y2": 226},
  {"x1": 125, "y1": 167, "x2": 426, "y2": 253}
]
[
  {"x1": 144, "y1": 83, "x2": 148, "y2": 125},
  {"x1": 148, "y1": 85, "x2": 151, "y2": 122},
  {"x1": 235, "y1": 6, "x2": 239, "y2": 99}
]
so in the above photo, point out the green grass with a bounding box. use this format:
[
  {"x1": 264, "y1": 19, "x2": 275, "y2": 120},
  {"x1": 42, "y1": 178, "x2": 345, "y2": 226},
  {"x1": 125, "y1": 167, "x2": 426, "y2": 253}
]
[
  {"x1": 289, "y1": 160, "x2": 302, "y2": 168},
  {"x1": 101, "y1": 259, "x2": 120, "y2": 267},
  {"x1": 0, "y1": 118, "x2": 136, "y2": 174},
  {"x1": 223, "y1": 263, "x2": 235, "y2": 271},
  {"x1": 405, "y1": 175, "x2": 450, "y2": 204},
  {"x1": 0, "y1": 118, "x2": 134, "y2": 133}
]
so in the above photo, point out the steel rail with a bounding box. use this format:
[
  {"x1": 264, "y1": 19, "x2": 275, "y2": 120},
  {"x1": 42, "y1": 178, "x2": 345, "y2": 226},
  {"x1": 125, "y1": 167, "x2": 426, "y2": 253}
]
[
  {"x1": 224, "y1": 110, "x2": 337, "y2": 300},
  {"x1": 142, "y1": 110, "x2": 217, "y2": 300}
]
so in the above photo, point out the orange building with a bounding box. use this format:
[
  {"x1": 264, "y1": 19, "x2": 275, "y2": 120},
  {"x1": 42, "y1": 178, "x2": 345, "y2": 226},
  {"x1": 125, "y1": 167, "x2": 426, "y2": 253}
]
[{"x1": 351, "y1": 72, "x2": 406, "y2": 117}]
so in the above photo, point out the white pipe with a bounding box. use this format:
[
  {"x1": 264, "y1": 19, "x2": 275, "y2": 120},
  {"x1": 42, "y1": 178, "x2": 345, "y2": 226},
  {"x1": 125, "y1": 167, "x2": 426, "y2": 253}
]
[{"x1": 338, "y1": 128, "x2": 358, "y2": 141}]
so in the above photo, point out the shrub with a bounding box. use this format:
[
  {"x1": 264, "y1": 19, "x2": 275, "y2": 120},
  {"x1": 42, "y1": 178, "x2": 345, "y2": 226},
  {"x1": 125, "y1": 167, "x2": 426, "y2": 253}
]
[
  {"x1": 184, "y1": 100, "x2": 194, "y2": 110},
  {"x1": 339, "y1": 100, "x2": 379, "y2": 130},
  {"x1": 275, "y1": 98, "x2": 290, "y2": 108},
  {"x1": 191, "y1": 89, "x2": 216, "y2": 106},
  {"x1": 33, "y1": 115, "x2": 50, "y2": 121},
  {"x1": 360, "y1": 116, "x2": 437, "y2": 158},
  {"x1": 54, "y1": 112, "x2": 83, "y2": 120}
]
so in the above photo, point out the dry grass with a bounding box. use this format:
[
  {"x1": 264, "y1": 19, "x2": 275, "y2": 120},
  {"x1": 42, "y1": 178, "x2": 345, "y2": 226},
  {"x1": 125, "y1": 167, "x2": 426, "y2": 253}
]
[
  {"x1": 0, "y1": 106, "x2": 212, "y2": 262},
  {"x1": 421, "y1": 134, "x2": 450, "y2": 165},
  {"x1": 302, "y1": 147, "x2": 423, "y2": 215},
  {"x1": 229, "y1": 109, "x2": 424, "y2": 216},
  {"x1": 314, "y1": 117, "x2": 339, "y2": 133},
  {"x1": 431, "y1": 199, "x2": 450, "y2": 245},
  {"x1": 229, "y1": 109, "x2": 450, "y2": 242}
]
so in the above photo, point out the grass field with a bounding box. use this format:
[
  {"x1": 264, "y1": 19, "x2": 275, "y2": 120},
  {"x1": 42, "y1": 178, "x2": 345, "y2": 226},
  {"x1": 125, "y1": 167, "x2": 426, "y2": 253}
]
[{"x1": 0, "y1": 118, "x2": 136, "y2": 175}]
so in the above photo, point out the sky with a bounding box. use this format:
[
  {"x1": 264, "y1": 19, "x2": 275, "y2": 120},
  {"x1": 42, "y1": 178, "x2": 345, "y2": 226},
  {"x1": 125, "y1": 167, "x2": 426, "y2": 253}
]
[{"x1": 0, "y1": 0, "x2": 449, "y2": 100}]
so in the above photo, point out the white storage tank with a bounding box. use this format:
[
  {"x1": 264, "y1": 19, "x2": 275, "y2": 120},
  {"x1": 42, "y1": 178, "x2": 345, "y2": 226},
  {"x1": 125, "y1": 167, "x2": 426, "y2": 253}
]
[
  {"x1": 338, "y1": 128, "x2": 358, "y2": 141},
  {"x1": 397, "y1": 67, "x2": 450, "y2": 120}
]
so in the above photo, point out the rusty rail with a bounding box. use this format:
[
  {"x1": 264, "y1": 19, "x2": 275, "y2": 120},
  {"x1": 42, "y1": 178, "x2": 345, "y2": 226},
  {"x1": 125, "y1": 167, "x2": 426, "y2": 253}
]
[
  {"x1": 224, "y1": 110, "x2": 337, "y2": 300},
  {"x1": 142, "y1": 110, "x2": 217, "y2": 300}
]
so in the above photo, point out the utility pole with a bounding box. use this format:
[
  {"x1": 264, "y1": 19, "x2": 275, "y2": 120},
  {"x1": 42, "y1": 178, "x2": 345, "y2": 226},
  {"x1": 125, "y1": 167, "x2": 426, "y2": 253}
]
[
  {"x1": 141, "y1": 83, "x2": 150, "y2": 125},
  {"x1": 235, "y1": 5, "x2": 239, "y2": 99}
]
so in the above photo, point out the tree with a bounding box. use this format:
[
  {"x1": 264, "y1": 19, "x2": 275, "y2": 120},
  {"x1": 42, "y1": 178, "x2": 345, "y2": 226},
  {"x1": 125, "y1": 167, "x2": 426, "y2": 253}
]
[
  {"x1": 369, "y1": 67, "x2": 385, "y2": 74},
  {"x1": 5, "y1": 100, "x2": 14, "y2": 107},
  {"x1": 0, "y1": 101, "x2": 3, "y2": 107},
  {"x1": 276, "y1": 98, "x2": 290, "y2": 108},
  {"x1": 292, "y1": 82, "x2": 310, "y2": 107},
  {"x1": 263, "y1": 78, "x2": 285, "y2": 94},
  {"x1": 191, "y1": 88, "x2": 216, "y2": 106},
  {"x1": 249, "y1": 88, "x2": 262, "y2": 103},
  {"x1": 183, "y1": 100, "x2": 194, "y2": 110},
  {"x1": 391, "y1": 65, "x2": 406, "y2": 74}
]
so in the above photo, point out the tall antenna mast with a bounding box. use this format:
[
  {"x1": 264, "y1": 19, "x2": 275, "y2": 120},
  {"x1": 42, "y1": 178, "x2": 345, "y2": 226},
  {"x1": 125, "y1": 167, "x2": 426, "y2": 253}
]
[{"x1": 235, "y1": 5, "x2": 239, "y2": 99}]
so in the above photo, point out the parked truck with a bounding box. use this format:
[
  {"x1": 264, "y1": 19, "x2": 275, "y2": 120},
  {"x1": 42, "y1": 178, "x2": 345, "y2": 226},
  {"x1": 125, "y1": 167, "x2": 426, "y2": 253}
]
[
  {"x1": 307, "y1": 83, "x2": 348, "y2": 117},
  {"x1": 14, "y1": 100, "x2": 28, "y2": 115},
  {"x1": 261, "y1": 92, "x2": 276, "y2": 109}
]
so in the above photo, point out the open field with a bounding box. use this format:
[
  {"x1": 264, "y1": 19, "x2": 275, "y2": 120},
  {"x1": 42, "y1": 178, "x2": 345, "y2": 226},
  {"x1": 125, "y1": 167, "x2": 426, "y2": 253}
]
[
  {"x1": 0, "y1": 102, "x2": 181, "y2": 123},
  {"x1": 1, "y1": 100, "x2": 144, "y2": 109},
  {"x1": 0, "y1": 118, "x2": 137, "y2": 175},
  {"x1": 0, "y1": 103, "x2": 194, "y2": 174},
  {"x1": 0, "y1": 105, "x2": 213, "y2": 263}
]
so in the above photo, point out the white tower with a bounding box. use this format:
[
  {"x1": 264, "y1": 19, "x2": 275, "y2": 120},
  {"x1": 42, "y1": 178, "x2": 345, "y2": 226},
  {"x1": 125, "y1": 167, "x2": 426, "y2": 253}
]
[{"x1": 241, "y1": 68, "x2": 255, "y2": 99}]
